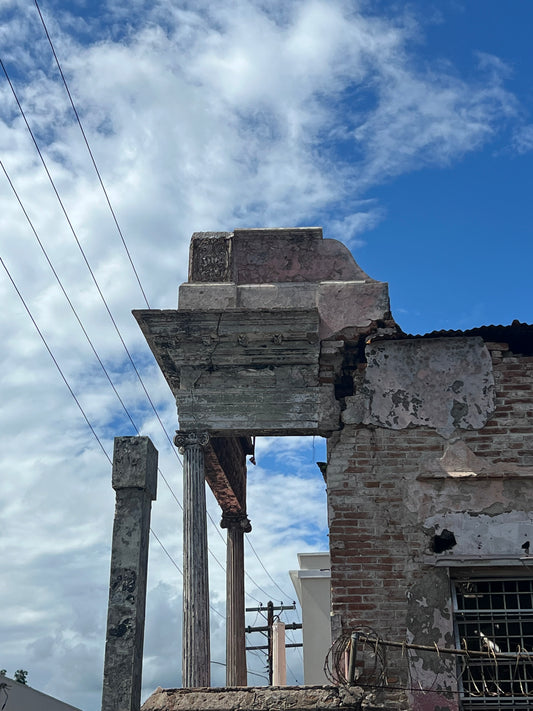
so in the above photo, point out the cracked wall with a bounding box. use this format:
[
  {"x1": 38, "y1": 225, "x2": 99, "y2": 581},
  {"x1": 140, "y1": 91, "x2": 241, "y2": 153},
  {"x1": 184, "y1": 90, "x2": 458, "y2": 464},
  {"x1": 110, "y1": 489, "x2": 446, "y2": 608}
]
[
  {"x1": 134, "y1": 228, "x2": 393, "y2": 436},
  {"x1": 135, "y1": 228, "x2": 532, "y2": 711},
  {"x1": 344, "y1": 337, "x2": 495, "y2": 436},
  {"x1": 327, "y1": 334, "x2": 533, "y2": 711}
]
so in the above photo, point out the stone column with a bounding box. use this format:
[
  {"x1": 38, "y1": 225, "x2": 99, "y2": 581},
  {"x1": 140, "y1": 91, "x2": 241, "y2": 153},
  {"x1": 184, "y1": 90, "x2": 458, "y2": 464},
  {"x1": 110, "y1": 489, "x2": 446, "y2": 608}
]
[
  {"x1": 221, "y1": 513, "x2": 251, "y2": 687},
  {"x1": 102, "y1": 436, "x2": 158, "y2": 711},
  {"x1": 175, "y1": 430, "x2": 211, "y2": 688}
]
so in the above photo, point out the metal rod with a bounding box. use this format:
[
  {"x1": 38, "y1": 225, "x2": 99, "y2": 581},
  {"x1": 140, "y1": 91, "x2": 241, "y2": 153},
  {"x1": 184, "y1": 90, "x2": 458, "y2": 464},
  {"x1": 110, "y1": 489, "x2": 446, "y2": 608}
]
[{"x1": 347, "y1": 632, "x2": 358, "y2": 684}]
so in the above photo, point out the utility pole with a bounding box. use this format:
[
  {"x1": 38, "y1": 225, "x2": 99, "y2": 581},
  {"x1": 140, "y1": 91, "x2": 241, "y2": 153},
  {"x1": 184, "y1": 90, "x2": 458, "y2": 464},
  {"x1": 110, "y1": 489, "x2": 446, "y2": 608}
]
[
  {"x1": 267, "y1": 601, "x2": 274, "y2": 685},
  {"x1": 245, "y1": 602, "x2": 302, "y2": 685}
]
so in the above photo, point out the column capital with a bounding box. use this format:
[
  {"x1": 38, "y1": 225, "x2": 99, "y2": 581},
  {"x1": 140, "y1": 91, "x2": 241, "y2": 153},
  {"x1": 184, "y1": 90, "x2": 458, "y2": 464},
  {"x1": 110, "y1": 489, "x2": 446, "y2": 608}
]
[
  {"x1": 174, "y1": 430, "x2": 210, "y2": 453},
  {"x1": 221, "y1": 512, "x2": 252, "y2": 533}
]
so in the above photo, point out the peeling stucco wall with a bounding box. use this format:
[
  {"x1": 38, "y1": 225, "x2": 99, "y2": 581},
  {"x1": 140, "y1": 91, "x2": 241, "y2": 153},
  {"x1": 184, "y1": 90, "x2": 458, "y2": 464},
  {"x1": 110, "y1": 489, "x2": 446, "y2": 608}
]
[
  {"x1": 135, "y1": 228, "x2": 532, "y2": 711},
  {"x1": 328, "y1": 336, "x2": 533, "y2": 711},
  {"x1": 344, "y1": 337, "x2": 495, "y2": 437}
]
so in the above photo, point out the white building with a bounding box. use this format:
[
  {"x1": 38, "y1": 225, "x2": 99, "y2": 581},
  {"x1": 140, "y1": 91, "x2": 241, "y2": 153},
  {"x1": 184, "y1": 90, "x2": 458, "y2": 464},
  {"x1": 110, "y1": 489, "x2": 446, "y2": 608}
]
[{"x1": 290, "y1": 552, "x2": 332, "y2": 685}]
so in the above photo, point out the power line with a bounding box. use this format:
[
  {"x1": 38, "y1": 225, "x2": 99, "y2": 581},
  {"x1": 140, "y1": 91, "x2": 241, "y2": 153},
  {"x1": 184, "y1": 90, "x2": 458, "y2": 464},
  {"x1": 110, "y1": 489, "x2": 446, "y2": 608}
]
[
  {"x1": 0, "y1": 155, "x2": 188, "y2": 542},
  {"x1": 2, "y1": 215, "x2": 298, "y2": 682},
  {"x1": 0, "y1": 257, "x2": 194, "y2": 615},
  {"x1": 0, "y1": 216, "x2": 222, "y2": 623},
  {"x1": 33, "y1": 0, "x2": 151, "y2": 309},
  {"x1": 1, "y1": 58, "x2": 195, "y2": 524},
  {"x1": 0, "y1": 256, "x2": 112, "y2": 464},
  {"x1": 0, "y1": 155, "x2": 274, "y2": 607},
  {"x1": 0, "y1": 159, "x2": 138, "y2": 434},
  {"x1": 246, "y1": 537, "x2": 295, "y2": 602},
  {"x1": 1, "y1": 148, "x2": 287, "y2": 618},
  {"x1": 0, "y1": 55, "x2": 176, "y2": 463},
  {"x1": 149, "y1": 529, "x2": 182, "y2": 576},
  {"x1": 1, "y1": 55, "x2": 292, "y2": 612},
  {"x1": 150, "y1": 529, "x2": 225, "y2": 621},
  {"x1": 1, "y1": 252, "x2": 226, "y2": 628},
  {"x1": 0, "y1": 55, "x2": 237, "y2": 586}
]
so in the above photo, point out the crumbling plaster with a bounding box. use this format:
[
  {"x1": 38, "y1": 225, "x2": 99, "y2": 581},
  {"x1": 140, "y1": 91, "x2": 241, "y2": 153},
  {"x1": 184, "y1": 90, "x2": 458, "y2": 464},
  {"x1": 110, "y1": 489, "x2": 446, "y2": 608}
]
[
  {"x1": 135, "y1": 227, "x2": 532, "y2": 711},
  {"x1": 343, "y1": 337, "x2": 495, "y2": 437},
  {"x1": 134, "y1": 228, "x2": 393, "y2": 436}
]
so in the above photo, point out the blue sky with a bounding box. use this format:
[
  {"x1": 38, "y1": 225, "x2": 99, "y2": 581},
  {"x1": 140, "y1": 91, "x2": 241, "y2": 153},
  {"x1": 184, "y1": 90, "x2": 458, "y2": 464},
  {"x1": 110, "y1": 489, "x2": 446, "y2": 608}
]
[
  {"x1": 355, "y1": 1, "x2": 533, "y2": 334},
  {"x1": 0, "y1": 1, "x2": 532, "y2": 709}
]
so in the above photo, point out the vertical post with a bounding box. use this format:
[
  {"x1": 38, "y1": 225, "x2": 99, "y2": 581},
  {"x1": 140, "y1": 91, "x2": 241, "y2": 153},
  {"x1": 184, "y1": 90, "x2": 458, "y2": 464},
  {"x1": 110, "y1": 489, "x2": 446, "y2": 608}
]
[
  {"x1": 222, "y1": 514, "x2": 251, "y2": 686},
  {"x1": 267, "y1": 601, "x2": 274, "y2": 685},
  {"x1": 272, "y1": 621, "x2": 287, "y2": 686},
  {"x1": 102, "y1": 437, "x2": 158, "y2": 711},
  {"x1": 347, "y1": 632, "x2": 358, "y2": 684},
  {"x1": 174, "y1": 431, "x2": 210, "y2": 688}
]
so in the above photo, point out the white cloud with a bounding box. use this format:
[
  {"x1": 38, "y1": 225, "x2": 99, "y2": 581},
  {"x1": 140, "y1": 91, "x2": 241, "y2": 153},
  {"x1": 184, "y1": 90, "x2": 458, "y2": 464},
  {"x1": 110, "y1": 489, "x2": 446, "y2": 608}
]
[
  {"x1": 513, "y1": 124, "x2": 533, "y2": 155},
  {"x1": 0, "y1": 0, "x2": 530, "y2": 708}
]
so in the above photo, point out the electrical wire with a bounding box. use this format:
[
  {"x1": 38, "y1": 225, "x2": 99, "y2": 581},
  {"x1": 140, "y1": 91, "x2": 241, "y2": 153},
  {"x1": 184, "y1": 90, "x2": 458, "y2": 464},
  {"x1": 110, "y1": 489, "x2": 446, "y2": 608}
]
[
  {"x1": 1, "y1": 154, "x2": 190, "y2": 539},
  {"x1": 0, "y1": 55, "x2": 178, "y2": 467},
  {"x1": 3, "y1": 20, "x2": 315, "y2": 686},
  {"x1": 0, "y1": 256, "x2": 112, "y2": 464},
  {"x1": 3, "y1": 254, "x2": 299, "y2": 679},
  {"x1": 1, "y1": 256, "x2": 225, "y2": 627},
  {"x1": 0, "y1": 155, "x2": 204, "y2": 582},
  {"x1": 0, "y1": 54, "x2": 237, "y2": 582},
  {"x1": 32, "y1": 0, "x2": 150, "y2": 309},
  {"x1": 246, "y1": 537, "x2": 295, "y2": 602},
  {"x1": 0, "y1": 138, "x2": 234, "y2": 580},
  {"x1": 1, "y1": 52, "x2": 295, "y2": 619},
  {"x1": 246, "y1": 649, "x2": 269, "y2": 682},
  {"x1": 0, "y1": 158, "x2": 138, "y2": 434}
]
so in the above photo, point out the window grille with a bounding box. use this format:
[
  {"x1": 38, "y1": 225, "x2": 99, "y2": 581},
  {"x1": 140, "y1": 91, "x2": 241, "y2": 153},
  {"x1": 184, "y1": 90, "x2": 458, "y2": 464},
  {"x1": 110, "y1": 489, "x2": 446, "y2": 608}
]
[{"x1": 453, "y1": 577, "x2": 533, "y2": 710}]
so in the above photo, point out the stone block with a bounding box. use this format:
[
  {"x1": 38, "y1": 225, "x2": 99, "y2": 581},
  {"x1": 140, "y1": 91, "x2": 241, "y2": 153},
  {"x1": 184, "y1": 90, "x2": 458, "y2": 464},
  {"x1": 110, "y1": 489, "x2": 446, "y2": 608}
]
[
  {"x1": 112, "y1": 437, "x2": 158, "y2": 499},
  {"x1": 232, "y1": 227, "x2": 371, "y2": 284},
  {"x1": 189, "y1": 232, "x2": 232, "y2": 282},
  {"x1": 176, "y1": 381, "x2": 339, "y2": 436},
  {"x1": 178, "y1": 283, "x2": 237, "y2": 310},
  {"x1": 141, "y1": 685, "x2": 370, "y2": 711},
  {"x1": 318, "y1": 281, "x2": 390, "y2": 339},
  {"x1": 236, "y1": 283, "x2": 317, "y2": 310}
]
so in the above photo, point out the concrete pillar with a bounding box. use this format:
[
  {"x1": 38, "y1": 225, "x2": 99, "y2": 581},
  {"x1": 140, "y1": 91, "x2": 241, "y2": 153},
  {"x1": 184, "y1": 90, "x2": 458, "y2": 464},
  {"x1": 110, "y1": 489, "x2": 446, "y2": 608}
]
[
  {"x1": 221, "y1": 514, "x2": 251, "y2": 686},
  {"x1": 272, "y1": 621, "x2": 287, "y2": 686},
  {"x1": 174, "y1": 430, "x2": 211, "y2": 688},
  {"x1": 102, "y1": 436, "x2": 158, "y2": 711}
]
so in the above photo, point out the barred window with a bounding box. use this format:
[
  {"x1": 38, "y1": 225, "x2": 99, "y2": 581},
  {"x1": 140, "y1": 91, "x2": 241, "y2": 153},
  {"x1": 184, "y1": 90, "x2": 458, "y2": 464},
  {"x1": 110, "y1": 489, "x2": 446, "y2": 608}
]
[{"x1": 453, "y1": 577, "x2": 533, "y2": 710}]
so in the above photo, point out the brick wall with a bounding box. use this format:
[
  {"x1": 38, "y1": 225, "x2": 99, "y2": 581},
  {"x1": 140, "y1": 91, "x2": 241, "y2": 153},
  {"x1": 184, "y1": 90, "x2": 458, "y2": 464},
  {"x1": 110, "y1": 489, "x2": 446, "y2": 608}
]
[
  {"x1": 326, "y1": 337, "x2": 533, "y2": 711},
  {"x1": 462, "y1": 343, "x2": 533, "y2": 464}
]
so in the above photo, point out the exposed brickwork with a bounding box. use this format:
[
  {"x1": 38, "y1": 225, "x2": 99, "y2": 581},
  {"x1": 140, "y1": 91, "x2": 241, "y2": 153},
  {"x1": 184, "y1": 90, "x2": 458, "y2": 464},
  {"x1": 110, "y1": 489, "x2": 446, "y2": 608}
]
[
  {"x1": 327, "y1": 340, "x2": 533, "y2": 710},
  {"x1": 462, "y1": 344, "x2": 533, "y2": 465},
  {"x1": 328, "y1": 427, "x2": 446, "y2": 639}
]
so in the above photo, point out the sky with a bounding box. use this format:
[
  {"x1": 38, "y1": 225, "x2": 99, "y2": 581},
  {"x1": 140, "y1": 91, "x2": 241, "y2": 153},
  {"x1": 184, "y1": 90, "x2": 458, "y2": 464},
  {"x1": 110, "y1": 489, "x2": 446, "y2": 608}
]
[{"x1": 0, "y1": 0, "x2": 531, "y2": 708}]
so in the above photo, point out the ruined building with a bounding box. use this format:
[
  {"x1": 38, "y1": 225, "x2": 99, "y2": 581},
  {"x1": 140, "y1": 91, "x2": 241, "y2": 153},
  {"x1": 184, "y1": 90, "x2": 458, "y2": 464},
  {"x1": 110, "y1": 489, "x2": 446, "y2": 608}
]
[{"x1": 132, "y1": 228, "x2": 533, "y2": 711}]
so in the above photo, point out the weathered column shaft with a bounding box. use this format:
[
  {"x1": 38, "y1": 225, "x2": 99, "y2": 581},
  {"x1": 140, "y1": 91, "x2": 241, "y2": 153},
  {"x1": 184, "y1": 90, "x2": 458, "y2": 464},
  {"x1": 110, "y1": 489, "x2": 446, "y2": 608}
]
[
  {"x1": 225, "y1": 521, "x2": 248, "y2": 686},
  {"x1": 177, "y1": 432, "x2": 210, "y2": 688},
  {"x1": 102, "y1": 436, "x2": 158, "y2": 711}
]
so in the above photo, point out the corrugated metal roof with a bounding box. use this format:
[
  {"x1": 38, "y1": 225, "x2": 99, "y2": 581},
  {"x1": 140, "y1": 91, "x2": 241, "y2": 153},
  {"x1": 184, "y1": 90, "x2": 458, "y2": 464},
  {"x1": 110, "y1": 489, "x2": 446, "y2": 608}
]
[{"x1": 369, "y1": 321, "x2": 533, "y2": 355}]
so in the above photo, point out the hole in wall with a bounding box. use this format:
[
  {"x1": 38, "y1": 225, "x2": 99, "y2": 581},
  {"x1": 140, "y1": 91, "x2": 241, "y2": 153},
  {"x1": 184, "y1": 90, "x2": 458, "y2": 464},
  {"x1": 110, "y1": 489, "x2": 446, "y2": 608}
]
[{"x1": 432, "y1": 529, "x2": 457, "y2": 554}]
